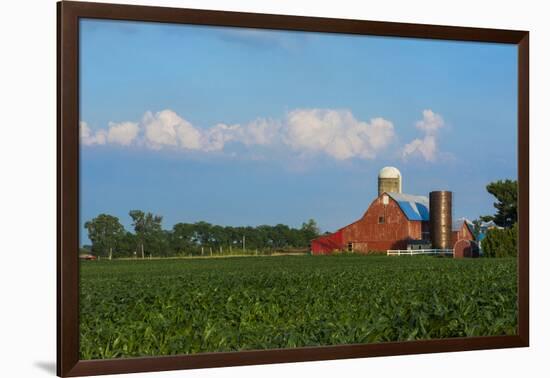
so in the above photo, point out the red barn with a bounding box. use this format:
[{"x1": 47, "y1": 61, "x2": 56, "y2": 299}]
[
  {"x1": 452, "y1": 218, "x2": 476, "y2": 245},
  {"x1": 311, "y1": 192, "x2": 430, "y2": 254}
]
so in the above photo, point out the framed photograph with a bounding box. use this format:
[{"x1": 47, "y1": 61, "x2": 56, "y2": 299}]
[{"x1": 57, "y1": 1, "x2": 529, "y2": 376}]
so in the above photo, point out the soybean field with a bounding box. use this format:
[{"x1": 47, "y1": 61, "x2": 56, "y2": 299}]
[{"x1": 80, "y1": 255, "x2": 517, "y2": 359}]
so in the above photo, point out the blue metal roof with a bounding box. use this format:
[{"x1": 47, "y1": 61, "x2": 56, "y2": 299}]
[{"x1": 386, "y1": 192, "x2": 430, "y2": 221}]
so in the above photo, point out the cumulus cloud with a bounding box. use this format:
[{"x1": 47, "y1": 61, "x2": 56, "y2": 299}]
[
  {"x1": 80, "y1": 108, "x2": 396, "y2": 161},
  {"x1": 80, "y1": 121, "x2": 106, "y2": 146},
  {"x1": 201, "y1": 123, "x2": 240, "y2": 152},
  {"x1": 240, "y1": 118, "x2": 281, "y2": 146},
  {"x1": 415, "y1": 109, "x2": 444, "y2": 134},
  {"x1": 107, "y1": 121, "x2": 139, "y2": 146},
  {"x1": 142, "y1": 110, "x2": 201, "y2": 150},
  {"x1": 402, "y1": 135, "x2": 437, "y2": 162},
  {"x1": 402, "y1": 110, "x2": 445, "y2": 162},
  {"x1": 285, "y1": 109, "x2": 394, "y2": 160}
]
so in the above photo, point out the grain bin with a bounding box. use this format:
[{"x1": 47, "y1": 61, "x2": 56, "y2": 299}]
[{"x1": 429, "y1": 191, "x2": 452, "y2": 249}]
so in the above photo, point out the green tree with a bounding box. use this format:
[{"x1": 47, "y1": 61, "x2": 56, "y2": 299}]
[
  {"x1": 211, "y1": 225, "x2": 230, "y2": 248},
  {"x1": 301, "y1": 219, "x2": 320, "y2": 243},
  {"x1": 117, "y1": 231, "x2": 137, "y2": 257},
  {"x1": 481, "y1": 223, "x2": 517, "y2": 258},
  {"x1": 471, "y1": 219, "x2": 481, "y2": 240},
  {"x1": 171, "y1": 223, "x2": 197, "y2": 255},
  {"x1": 129, "y1": 210, "x2": 163, "y2": 258},
  {"x1": 484, "y1": 180, "x2": 518, "y2": 227},
  {"x1": 84, "y1": 214, "x2": 125, "y2": 259},
  {"x1": 154, "y1": 230, "x2": 172, "y2": 257},
  {"x1": 193, "y1": 221, "x2": 213, "y2": 248}
]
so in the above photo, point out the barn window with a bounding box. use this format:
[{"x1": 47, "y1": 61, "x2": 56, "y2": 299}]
[
  {"x1": 347, "y1": 242, "x2": 353, "y2": 252},
  {"x1": 378, "y1": 216, "x2": 385, "y2": 224}
]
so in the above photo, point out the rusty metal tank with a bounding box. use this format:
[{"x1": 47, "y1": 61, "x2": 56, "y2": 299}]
[{"x1": 429, "y1": 191, "x2": 452, "y2": 250}]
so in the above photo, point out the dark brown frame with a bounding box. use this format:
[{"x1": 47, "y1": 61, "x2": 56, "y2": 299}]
[{"x1": 57, "y1": 1, "x2": 529, "y2": 376}]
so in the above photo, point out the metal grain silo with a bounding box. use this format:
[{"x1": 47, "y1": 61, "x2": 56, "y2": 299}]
[{"x1": 429, "y1": 191, "x2": 452, "y2": 250}]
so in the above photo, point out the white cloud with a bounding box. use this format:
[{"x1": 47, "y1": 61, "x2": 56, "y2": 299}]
[
  {"x1": 285, "y1": 109, "x2": 394, "y2": 160},
  {"x1": 415, "y1": 109, "x2": 444, "y2": 135},
  {"x1": 142, "y1": 110, "x2": 202, "y2": 150},
  {"x1": 80, "y1": 121, "x2": 106, "y2": 146},
  {"x1": 201, "y1": 123, "x2": 240, "y2": 152},
  {"x1": 107, "y1": 121, "x2": 139, "y2": 146},
  {"x1": 241, "y1": 118, "x2": 281, "y2": 146},
  {"x1": 80, "y1": 121, "x2": 92, "y2": 143},
  {"x1": 200, "y1": 118, "x2": 281, "y2": 152},
  {"x1": 402, "y1": 109, "x2": 445, "y2": 162},
  {"x1": 402, "y1": 135, "x2": 437, "y2": 162},
  {"x1": 80, "y1": 108, "x2": 395, "y2": 161}
]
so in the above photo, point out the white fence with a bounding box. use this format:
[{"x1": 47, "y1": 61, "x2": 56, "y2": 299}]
[{"x1": 387, "y1": 249, "x2": 454, "y2": 256}]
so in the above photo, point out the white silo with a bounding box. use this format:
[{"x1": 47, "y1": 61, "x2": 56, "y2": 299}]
[{"x1": 378, "y1": 166, "x2": 402, "y2": 195}]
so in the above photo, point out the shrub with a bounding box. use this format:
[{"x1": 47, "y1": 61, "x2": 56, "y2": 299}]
[{"x1": 481, "y1": 223, "x2": 517, "y2": 258}]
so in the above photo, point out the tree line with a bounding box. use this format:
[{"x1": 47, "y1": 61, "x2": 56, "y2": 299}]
[{"x1": 83, "y1": 210, "x2": 320, "y2": 259}]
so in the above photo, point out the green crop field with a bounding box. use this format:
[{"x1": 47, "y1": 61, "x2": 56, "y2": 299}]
[{"x1": 79, "y1": 255, "x2": 517, "y2": 359}]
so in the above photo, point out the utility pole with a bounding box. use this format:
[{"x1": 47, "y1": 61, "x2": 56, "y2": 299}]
[{"x1": 242, "y1": 235, "x2": 246, "y2": 252}]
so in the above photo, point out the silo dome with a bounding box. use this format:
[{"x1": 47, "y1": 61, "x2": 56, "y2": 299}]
[
  {"x1": 378, "y1": 166, "x2": 402, "y2": 195},
  {"x1": 378, "y1": 166, "x2": 401, "y2": 179}
]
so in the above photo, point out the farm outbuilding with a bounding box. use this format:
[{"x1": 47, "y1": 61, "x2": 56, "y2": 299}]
[
  {"x1": 453, "y1": 239, "x2": 480, "y2": 258},
  {"x1": 452, "y1": 218, "x2": 476, "y2": 245},
  {"x1": 311, "y1": 167, "x2": 478, "y2": 257}
]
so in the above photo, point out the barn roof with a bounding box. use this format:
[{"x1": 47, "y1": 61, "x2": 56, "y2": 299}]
[
  {"x1": 453, "y1": 217, "x2": 475, "y2": 233},
  {"x1": 386, "y1": 192, "x2": 430, "y2": 221}
]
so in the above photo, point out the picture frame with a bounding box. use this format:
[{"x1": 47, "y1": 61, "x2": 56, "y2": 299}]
[{"x1": 57, "y1": 1, "x2": 529, "y2": 376}]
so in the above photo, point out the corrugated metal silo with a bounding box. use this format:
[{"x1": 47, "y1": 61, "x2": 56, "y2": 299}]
[{"x1": 429, "y1": 191, "x2": 452, "y2": 249}]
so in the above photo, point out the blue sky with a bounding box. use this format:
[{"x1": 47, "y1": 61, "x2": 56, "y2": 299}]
[{"x1": 79, "y1": 19, "x2": 517, "y2": 244}]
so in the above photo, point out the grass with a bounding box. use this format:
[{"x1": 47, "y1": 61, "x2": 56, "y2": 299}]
[{"x1": 79, "y1": 255, "x2": 517, "y2": 359}]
